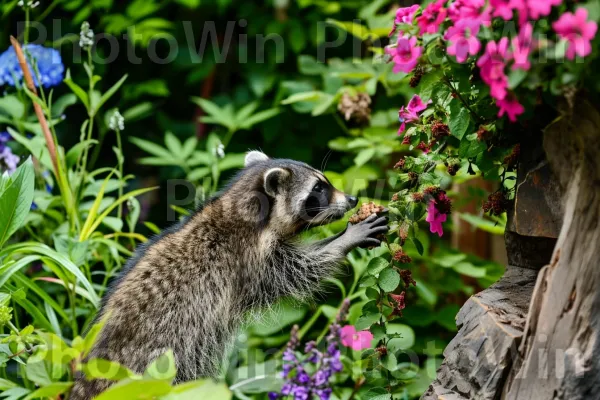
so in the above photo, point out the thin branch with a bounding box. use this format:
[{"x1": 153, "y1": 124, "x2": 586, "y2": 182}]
[{"x1": 10, "y1": 36, "x2": 59, "y2": 177}]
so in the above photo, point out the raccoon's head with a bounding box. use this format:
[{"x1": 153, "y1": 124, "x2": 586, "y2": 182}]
[{"x1": 244, "y1": 151, "x2": 358, "y2": 235}]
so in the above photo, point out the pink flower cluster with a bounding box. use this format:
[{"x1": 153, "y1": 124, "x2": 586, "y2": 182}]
[
  {"x1": 397, "y1": 94, "x2": 431, "y2": 134},
  {"x1": 388, "y1": 0, "x2": 597, "y2": 124}
]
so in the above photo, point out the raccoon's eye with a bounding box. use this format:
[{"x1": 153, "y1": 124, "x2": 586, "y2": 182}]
[{"x1": 313, "y1": 182, "x2": 324, "y2": 193}]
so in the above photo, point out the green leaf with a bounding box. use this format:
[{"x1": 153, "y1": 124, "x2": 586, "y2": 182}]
[
  {"x1": 144, "y1": 350, "x2": 177, "y2": 381},
  {"x1": 26, "y1": 361, "x2": 52, "y2": 386},
  {"x1": 354, "y1": 148, "x2": 375, "y2": 167},
  {"x1": 168, "y1": 380, "x2": 232, "y2": 400},
  {"x1": 164, "y1": 132, "x2": 183, "y2": 155},
  {"x1": 82, "y1": 358, "x2": 136, "y2": 380},
  {"x1": 366, "y1": 257, "x2": 389, "y2": 276},
  {"x1": 66, "y1": 140, "x2": 98, "y2": 169},
  {"x1": 94, "y1": 379, "x2": 171, "y2": 400},
  {"x1": 410, "y1": 237, "x2": 424, "y2": 256},
  {"x1": 130, "y1": 137, "x2": 173, "y2": 159},
  {"x1": 449, "y1": 107, "x2": 470, "y2": 139},
  {"x1": 23, "y1": 382, "x2": 72, "y2": 400},
  {"x1": 0, "y1": 157, "x2": 34, "y2": 248},
  {"x1": 0, "y1": 95, "x2": 25, "y2": 119},
  {"x1": 453, "y1": 261, "x2": 487, "y2": 278},
  {"x1": 64, "y1": 69, "x2": 89, "y2": 110},
  {"x1": 378, "y1": 268, "x2": 400, "y2": 292},
  {"x1": 191, "y1": 97, "x2": 236, "y2": 130},
  {"x1": 93, "y1": 74, "x2": 128, "y2": 114},
  {"x1": 355, "y1": 312, "x2": 380, "y2": 331},
  {"x1": 381, "y1": 353, "x2": 397, "y2": 371},
  {"x1": 239, "y1": 108, "x2": 281, "y2": 129},
  {"x1": 458, "y1": 136, "x2": 487, "y2": 158},
  {"x1": 298, "y1": 55, "x2": 326, "y2": 75}
]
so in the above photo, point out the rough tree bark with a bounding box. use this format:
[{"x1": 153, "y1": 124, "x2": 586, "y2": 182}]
[{"x1": 422, "y1": 100, "x2": 600, "y2": 400}]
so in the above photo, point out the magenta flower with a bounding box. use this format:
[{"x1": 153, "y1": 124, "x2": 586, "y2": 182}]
[
  {"x1": 390, "y1": 4, "x2": 420, "y2": 36},
  {"x1": 490, "y1": 0, "x2": 516, "y2": 20},
  {"x1": 552, "y1": 8, "x2": 598, "y2": 60},
  {"x1": 445, "y1": 19, "x2": 482, "y2": 63},
  {"x1": 398, "y1": 94, "x2": 431, "y2": 134},
  {"x1": 386, "y1": 35, "x2": 422, "y2": 74},
  {"x1": 448, "y1": 0, "x2": 491, "y2": 25},
  {"x1": 477, "y1": 38, "x2": 511, "y2": 100},
  {"x1": 426, "y1": 200, "x2": 447, "y2": 237},
  {"x1": 527, "y1": 0, "x2": 562, "y2": 20},
  {"x1": 340, "y1": 325, "x2": 373, "y2": 351},
  {"x1": 416, "y1": 0, "x2": 447, "y2": 34},
  {"x1": 512, "y1": 22, "x2": 534, "y2": 70},
  {"x1": 496, "y1": 94, "x2": 524, "y2": 122}
]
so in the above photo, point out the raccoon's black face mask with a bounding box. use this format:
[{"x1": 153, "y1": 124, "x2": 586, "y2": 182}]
[
  {"x1": 243, "y1": 151, "x2": 358, "y2": 230},
  {"x1": 300, "y1": 179, "x2": 358, "y2": 225}
]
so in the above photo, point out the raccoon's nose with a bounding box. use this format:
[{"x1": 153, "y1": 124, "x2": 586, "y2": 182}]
[{"x1": 346, "y1": 195, "x2": 358, "y2": 208}]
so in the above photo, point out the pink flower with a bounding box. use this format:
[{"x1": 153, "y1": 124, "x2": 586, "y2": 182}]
[
  {"x1": 552, "y1": 8, "x2": 598, "y2": 60},
  {"x1": 386, "y1": 35, "x2": 422, "y2": 74},
  {"x1": 426, "y1": 200, "x2": 447, "y2": 237},
  {"x1": 340, "y1": 325, "x2": 373, "y2": 351},
  {"x1": 390, "y1": 5, "x2": 420, "y2": 36},
  {"x1": 477, "y1": 38, "x2": 511, "y2": 100},
  {"x1": 496, "y1": 94, "x2": 524, "y2": 122},
  {"x1": 490, "y1": 0, "x2": 516, "y2": 20},
  {"x1": 527, "y1": 0, "x2": 562, "y2": 20},
  {"x1": 416, "y1": 0, "x2": 448, "y2": 34},
  {"x1": 445, "y1": 19, "x2": 482, "y2": 63},
  {"x1": 398, "y1": 94, "x2": 431, "y2": 134},
  {"x1": 449, "y1": 0, "x2": 491, "y2": 25},
  {"x1": 512, "y1": 22, "x2": 534, "y2": 70}
]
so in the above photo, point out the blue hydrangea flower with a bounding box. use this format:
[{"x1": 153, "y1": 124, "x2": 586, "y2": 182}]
[{"x1": 0, "y1": 44, "x2": 64, "y2": 88}]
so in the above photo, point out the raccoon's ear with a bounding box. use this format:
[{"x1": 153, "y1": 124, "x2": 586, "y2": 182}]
[
  {"x1": 263, "y1": 168, "x2": 290, "y2": 197},
  {"x1": 245, "y1": 151, "x2": 269, "y2": 167}
]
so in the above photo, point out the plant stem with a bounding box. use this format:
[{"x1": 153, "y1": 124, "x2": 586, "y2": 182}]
[
  {"x1": 115, "y1": 128, "x2": 124, "y2": 218},
  {"x1": 442, "y1": 76, "x2": 481, "y2": 122}
]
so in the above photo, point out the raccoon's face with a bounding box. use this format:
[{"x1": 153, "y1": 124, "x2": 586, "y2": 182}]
[{"x1": 244, "y1": 151, "x2": 358, "y2": 234}]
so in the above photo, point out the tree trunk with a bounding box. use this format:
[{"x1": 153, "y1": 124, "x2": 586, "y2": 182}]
[{"x1": 422, "y1": 101, "x2": 600, "y2": 400}]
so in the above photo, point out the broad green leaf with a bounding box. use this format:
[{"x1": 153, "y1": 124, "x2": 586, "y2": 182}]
[
  {"x1": 449, "y1": 108, "x2": 470, "y2": 139},
  {"x1": 26, "y1": 361, "x2": 52, "y2": 386},
  {"x1": 378, "y1": 267, "x2": 400, "y2": 292},
  {"x1": 144, "y1": 350, "x2": 177, "y2": 381},
  {"x1": 354, "y1": 148, "x2": 375, "y2": 167},
  {"x1": 23, "y1": 382, "x2": 72, "y2": 400},
  {"x1": 82, "y1": 358, "x2": 136, "y2": 380},
  {"x1": 0, "y1": 157, "x2": 34, "y2": 248},
  {"x1": 94, "y1": 379, "x2": 171, "y2": 400},
  {"x1": 366, "y1": 257, "x2": 389, "y2": 276},
  {"x1": 453, "y1": 261, "x2": 487, "y2": 278},
  {"x1": 167, "y1": 380, "x2": 232, "y2": 400}
]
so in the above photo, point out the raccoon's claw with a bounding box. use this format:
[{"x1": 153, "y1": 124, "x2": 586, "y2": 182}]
[{"x1": 340, "y1": 213, "x2": 389, "y2": 251}]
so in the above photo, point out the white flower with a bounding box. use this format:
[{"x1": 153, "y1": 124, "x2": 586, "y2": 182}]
[
  {"x1": 79, "y1": 21, "x2": 95, "y2": 50},
  {"x1": 108, "y1": 110, "x2": 125, "y2": 131},
  {"x1": 213, "y1": 143, "x2": 225, "y2": 159},
  {"x1": 19, "y1": 0, "x2": 40, "y2": 8}
]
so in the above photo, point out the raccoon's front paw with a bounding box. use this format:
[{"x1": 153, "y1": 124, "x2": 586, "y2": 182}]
[{"x1": 341, "y1": 213, "x2": 388, "y2": 251}]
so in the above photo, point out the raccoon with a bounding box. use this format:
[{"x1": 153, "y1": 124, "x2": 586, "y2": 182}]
[{"x1": 70, "y1": 151, "x2": 387, "y2": 399}]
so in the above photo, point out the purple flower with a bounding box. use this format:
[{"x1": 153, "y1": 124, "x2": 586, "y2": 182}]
[
  {"x1": 0, "y1": 132, "x2": 19, "y2": 174},
  {"x1": 315, "y1": 388, "x2": 332, "y2": 400},
  {"x1": 272, "y1": 302, "x2": 350, "y2": 399}
]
